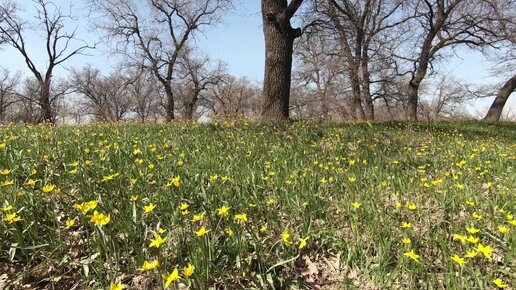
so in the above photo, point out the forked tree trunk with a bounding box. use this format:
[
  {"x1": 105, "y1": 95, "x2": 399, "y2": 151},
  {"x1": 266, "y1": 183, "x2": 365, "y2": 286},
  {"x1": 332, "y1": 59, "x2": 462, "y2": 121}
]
[
  {"x1": 483, "y1": 74, "x2": 516, "y2": 121},
  {"x1": 260, "y1": 0, "x2": 303, "y2": 121}
]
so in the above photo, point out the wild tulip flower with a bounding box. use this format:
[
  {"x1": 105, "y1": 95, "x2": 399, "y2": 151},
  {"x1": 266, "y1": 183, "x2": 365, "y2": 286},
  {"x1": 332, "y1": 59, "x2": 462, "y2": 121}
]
[
  {"x1": 110, "y1": 281, "x2": 124, "y2": 290},
  {"x1": 217, "y1": 205, "x2": 230, "y2": 217},
  {"x1": 195, "y1": 226, "x2": 209, "y2": 237},
  {"x1": 451, "y1": 255, "x2": 466, "y2": 267},
  {"x1": 163, "y1": 268, "x2": 179, "y2": 287},
  {"x1": 403, "y1": 249, "x2": 420, "y2": 262},
  {"x1": 139, "y1": 260, "x2": 159, "y2": 271},
  {"x1": 184, "y1": 263, "x2": 194, "y2": 277},
  {"x1": 149, "y1": 234, "x2": 167, "y2": 248},
  {"x1": 90, "y1": 211, "x2": 110, "y2": 226},
  {"x1": 144, "y1": 203, "x2": 155, "y2": 213}
]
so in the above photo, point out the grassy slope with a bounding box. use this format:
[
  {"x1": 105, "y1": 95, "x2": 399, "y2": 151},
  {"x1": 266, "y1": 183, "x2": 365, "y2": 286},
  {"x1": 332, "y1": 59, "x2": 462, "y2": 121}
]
[{"x1": 0, "y1": 120, "x2": 514, "y2": 289}]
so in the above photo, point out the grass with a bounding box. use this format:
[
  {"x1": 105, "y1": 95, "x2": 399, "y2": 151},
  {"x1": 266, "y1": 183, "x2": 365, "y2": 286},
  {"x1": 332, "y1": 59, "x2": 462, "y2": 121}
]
[{"x1": 0, "y1": 120, "x2": 514, "y2": 289}]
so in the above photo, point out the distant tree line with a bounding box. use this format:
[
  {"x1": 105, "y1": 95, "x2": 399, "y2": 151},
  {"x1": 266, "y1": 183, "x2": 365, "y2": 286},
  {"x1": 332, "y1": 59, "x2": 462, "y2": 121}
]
[{"x1": 0, "y1": 0, "x2": 514, "y2": 123}]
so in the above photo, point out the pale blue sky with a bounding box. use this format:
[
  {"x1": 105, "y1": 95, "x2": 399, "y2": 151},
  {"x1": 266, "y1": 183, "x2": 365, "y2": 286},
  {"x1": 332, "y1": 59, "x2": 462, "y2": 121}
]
[{"x1": 1, "y1": 0, "x2": 513, "y2": 118}]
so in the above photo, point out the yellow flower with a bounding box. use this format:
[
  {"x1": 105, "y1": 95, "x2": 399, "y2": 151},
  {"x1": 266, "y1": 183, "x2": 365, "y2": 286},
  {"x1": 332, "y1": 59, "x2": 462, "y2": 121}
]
[
  {"x1": 192, "y1": 212, "x2": 205, "y2": 222},
  {"x1": 406, "y1": 201, "x2": 417, "y2": 210},
  {"x1": 471, "y1": 212, "x2": 482, "y2": 220},
  {"x1": 451, "y1": 254, "x2": 466, "y2": 267},
  {"x1": 3, "y1": 212, "x2": 22, "y2": 224},
  {"x1": 217, "y1": 205, "x2": 230, "y2": 217},
  {"x1": 65, "y1": 219, "x2": 75, "y2": 229},
  {"x1": 109, "y1": 281, "x2": 124, "y2": 290},
  {"x1": 403, "y1": 249, "x2": 420, "y2": 262},
  {"x1": 467, "y1": 235, "x2": 479, "y2": 244},
  {"x1": 130, "y1": 195, "x2": 139, "y2": 201},
  {"x1": 179, "y1": 202, "x2": 189, "y2": 211},
  {"x1": 476, "y1": 244, "x2": 493, "y2": 260},
  {"x1": 0, "y1": 169, "x2": 10, "y2": 175},
  {"x1": 225, "y1": 227, "x2": 234, "y2": 236},
  {"x1": 159, "y1": 227, "x2": 167, "y2": 234},
  {"x1": 298, "y1": 237, "x2": 309, "y2": 250},
  {"x1": 209, "y1": 175, "x2": 218, "y2": 182},
  {"x1": 498, "y1": 226, "x2": 509, "y2": 234},
  {"x1": 73, "y1": 200, "x2": 98, "y2": 214},
  {"x1": 509, "y1": 220, "x2": 516, "y2": 226},
  {"x1": 464, "y1": 249, "x2": 478, "y2": 258},
  {"x1": 90, "y1": 211, "x2": 110, "y2": 226},
  {"x1": 144, "y1": 203, "x2": 155, "y2": 213},
  {"x1": 348, "y1": 176, "x2": 357, "y2": 183},
  {"x1": 41, "y1": 184, "x2": 55, "y2": 193},
  {"x1": 260, "y1": 225, "x2": 267, "y2": 233},
  {"x1": 25, "y1": 179, "x2": 36, "y2": 186},
  {"x1": 1, "y1": 180, "x2": 14, "y2": 186},
  {"x1": 195, "y1": 226, "x2": 209, "y2": 237},
  {"x1": 139, "y1": 260, "x2": 159, "y2": 271},
  {"x1": 234, "y1": 213, "x2": 248, "y2": 223},
  {"x1": 401, "y1": 222, "x2": 411, "y2": 229},
  {"x1": 402, "y1": 237, "x2": 411, "y2": 244},
  {"x1": 1, "y1": 204, "x2": 13, "y2": 212},
  {"x1": 171, "y1": 175, "x2": 181, "y2": 188},
  {"x1": 466, "y1": 226, "x2": 479, "y2": 234},
  {"x1": 492, "y1": 278, "x2": 508, "y2": 288},
  {"x1": 163, "y1": 268, "x2": 179, "y2": 287},
  {"x1": 465, "y1": 199, "x2": 475, "y2": 206},
  {"x1": 281, "y1": 231, "x2": 292, "y2": 245},
  {"x1": 351, "y1": 202, "x2": 361, "y2": 209},
  {"x1": 184, "y1": 263, "x2": 195, "y2": 277},
  {"x1": 453, "y1": 234, "x2": 467, "y2": 245},
  {"x1": 149, "y1": 234, "x2": 167, "y2": 248}
]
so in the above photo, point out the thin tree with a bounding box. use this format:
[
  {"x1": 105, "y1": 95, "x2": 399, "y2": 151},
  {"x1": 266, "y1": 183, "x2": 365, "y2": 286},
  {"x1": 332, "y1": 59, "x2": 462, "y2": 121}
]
[
  {"x1": 0, "y1": 68, "x2": 20, "y2": 123},
  {"x1": 401, "y1": 0, "x2": 501, "y2": 120},
  {"x1": 0, "y1": 0, "x2": 94, "y2": 123},
  {"x1": 90, "y1": 0, "x2": 231, "y2": 122}
]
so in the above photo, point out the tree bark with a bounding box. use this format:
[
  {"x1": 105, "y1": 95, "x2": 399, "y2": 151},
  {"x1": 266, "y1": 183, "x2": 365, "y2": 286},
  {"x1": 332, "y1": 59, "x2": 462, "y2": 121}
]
[
  {"x1": 164, "y1": 85, "x2": 175, "y2": 122},
  {"x1": 483, "y1": 74, "x2": 516, "y2": 121},
  {"x1": 39, "y1": 80, "x2": 53, "y2": 123},
  {"x1": 260, "y1": 0, "x2": 303, "y2": 121}
]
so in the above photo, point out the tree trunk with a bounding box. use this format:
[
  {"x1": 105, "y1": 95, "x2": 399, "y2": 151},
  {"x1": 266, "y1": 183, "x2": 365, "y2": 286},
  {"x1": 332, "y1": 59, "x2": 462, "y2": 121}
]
[
  {"x1": 164, "y1": 86, "x2": 175, "y2": 122},
  {"x1": 39, "y1": 80, "x2": 53, "y2": 123},
  {"x1": 483, "y1": 74, "x2": 516, "y2": 121},
  {"x1": 406, "y1": 82, "x2": 419, "y2": 121},
  {"x1": 260, "y1": 1, "x2": 301, "y2": 121},
  {"x1": 361, "y1": 51, "x2": 374, "y2": 121}
]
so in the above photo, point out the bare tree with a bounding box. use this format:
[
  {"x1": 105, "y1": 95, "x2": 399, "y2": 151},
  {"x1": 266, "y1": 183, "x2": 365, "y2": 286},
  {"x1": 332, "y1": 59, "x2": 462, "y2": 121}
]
[
  {"x1": 175, "y1": 48, "x2": 227, "y2": 120},
  {"x1": 0, "y1": 68, "x2": 20, "y2": 123},
  {"x1": 90, "y1": 0, "x2": 231, "y2": 122},
  {"x1": 70, "y1": 66, "x2": 132, "y2": 121},
  {"x1": 294, "y1": 31, "x2": 349, "y2": 120},
  {"x1": 399, "y1": 0, "x2": 503, "y2": 120},
  {"x1": 203, "y1": 76, "x2": 261, "y2": 119},
  {"x1": 0, "y1": 0, "x2": 94, "y2": 123},
  {"x1": 261, "y1": 0, "x2": 305, "y2": 120},
  {"x1": 419, "y1": 75, "x2": 473, "y2": 119},
  {"x1": 322, "y1": 0, "x2": 408, "y2": 120},
  {"x1": 124, "y1": 65, "x2": 161, "y2": 122}
]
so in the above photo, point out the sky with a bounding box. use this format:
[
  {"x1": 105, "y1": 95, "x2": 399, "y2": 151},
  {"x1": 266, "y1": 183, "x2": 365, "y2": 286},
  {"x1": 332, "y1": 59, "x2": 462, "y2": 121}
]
[{"x1": 1, "y1": 0, "x2": 514, "y2": 119}]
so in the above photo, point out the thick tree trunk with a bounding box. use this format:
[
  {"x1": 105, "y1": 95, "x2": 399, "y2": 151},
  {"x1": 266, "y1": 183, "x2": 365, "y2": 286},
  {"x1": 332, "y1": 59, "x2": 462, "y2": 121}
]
[
  {"x1": 406, "y1": 82, "x2": 419, "y2": 121},
  {"x1": 260, "y1": 1, "x2": 301, "y2": 121},
  {"x1": 483, "y1": 74, "x2": 516, "y2": 121},
  {"x1": 164, "y1": 86, "x2": 175, "y2": 122},
  {"x1": 39, "y1": 80, "x2": 53, "y2": 123}
]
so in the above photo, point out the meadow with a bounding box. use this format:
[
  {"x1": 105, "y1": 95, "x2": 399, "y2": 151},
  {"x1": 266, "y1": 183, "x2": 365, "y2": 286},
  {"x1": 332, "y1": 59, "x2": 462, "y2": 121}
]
[{"x1": 0, "y1": 121, "x2": 514, "y2": 289}]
